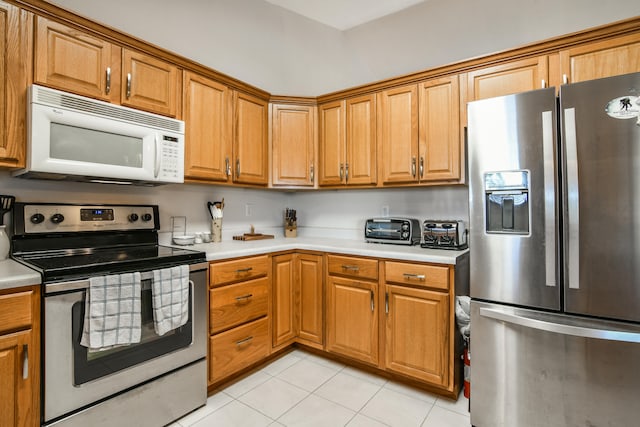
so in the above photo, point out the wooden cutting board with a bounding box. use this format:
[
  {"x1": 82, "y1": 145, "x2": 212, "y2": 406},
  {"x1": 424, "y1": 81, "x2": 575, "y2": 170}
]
[{"x1": 232, "y1": 233, "x2": 275, "y2": 241}]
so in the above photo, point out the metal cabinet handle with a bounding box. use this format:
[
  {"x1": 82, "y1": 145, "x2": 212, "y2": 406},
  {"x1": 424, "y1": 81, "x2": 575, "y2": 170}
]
[
  {"x1": 370, "y1": 290, "x2": 374, "y2": 312},
  {"x1": 225, "y1": 157, "x2": 231, "y2": 177},
  {"x1": 345, "y1": 163, "x2": 349, "y2": 182},
  {"x1": 126, "y1": 72, "x2": 132, "y2": 99},
  {"x1": 562, "y1": 74, "x2": 569, "y2": 84},
  {"x1": 310, "y1": 163, "x2": 314, "y2": 183},
  {"x1": 235, "y1": 267, "x2": 253, "y2": 273},
  {"x1": 341, "y1": 265, "x2": 360, "y2": 271},
  {"x1": 541, "y1": 79, "x2": 546, "y2": 88},
  {"x1": 236, "y1": 336, "x2": 253, "y2": 346},
  {"x1": 339, "y1": 163, "x2": 344, "y2": 181},
  {"x1": 419, "y1": 156, "x2": 424, "y2": 178},
  {"x1": 403, "y1": 273, "x2": 426, "y2": 281},
  {"x1": 385, "y1": 292, "x2": 389, "y2": 314},
  {"x1": 411, "y1": 157, "x2": 416, "y2": 177},
  {"x1": 105, "y1": 67, "x2": 111, "y2": 95},
  {"x1": 236, "y1": 158, "x2": 241, "y2": 177},
  {"x1": 235, "y1": 293, "x2": 253, "y2": 301},
  {"x1": 22, "y1": 345, "x2": 28, "y2": 380}
]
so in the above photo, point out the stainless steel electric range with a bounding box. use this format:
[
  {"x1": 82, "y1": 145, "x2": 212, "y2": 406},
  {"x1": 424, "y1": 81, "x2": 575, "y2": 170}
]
[{"x1": 11, "y1": 203, "x2": 208, "y2": 427}]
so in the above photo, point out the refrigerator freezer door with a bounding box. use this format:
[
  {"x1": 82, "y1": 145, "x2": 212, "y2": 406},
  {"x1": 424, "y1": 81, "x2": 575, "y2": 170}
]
[
  {"x1": 561, "y1": 72, "x2": 640, "y2": 322},
  {"x1": 471, "y1": 300, "x2": 640, "y2": 427},
  {"x1": 468, "y1": 88, "x2": 560, "y2": 310}
]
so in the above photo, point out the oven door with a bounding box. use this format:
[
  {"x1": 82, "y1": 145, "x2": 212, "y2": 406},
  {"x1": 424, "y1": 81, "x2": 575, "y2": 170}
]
[{"x1": 43, "y1": 266, "x2": 207, "y2": 423}]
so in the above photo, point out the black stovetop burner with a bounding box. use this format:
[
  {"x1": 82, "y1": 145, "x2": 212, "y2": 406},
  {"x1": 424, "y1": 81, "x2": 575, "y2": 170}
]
[{"x1": 11, "y1": 202, "x2": 207, "y2": 283}]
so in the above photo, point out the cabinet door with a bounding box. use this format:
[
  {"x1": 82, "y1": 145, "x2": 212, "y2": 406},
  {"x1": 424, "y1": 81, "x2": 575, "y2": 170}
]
[
  {"x1": 346, "y1": 94, "x2": 377, "y2": 185},
  {"x1": 34, "y1": 16, "x2": 117, "y2": 102},
  {"x1": 183, "y1": 71, "x2": 232, "y2": 182},
  {"x1": 385, "y1": 285, "x2": 449, "y2": 386},
  {"x1": 467, "y1": 56, "x2": 548, "y2": 101},
  {"x1": 559, "y1": 33, "x2": 640, "y2": 84},
  {"x1": 272, "y1": 104, "x2": 315, "y2": 186},
  {"x1": 272, "y1": 254, "x2": 296, "y2": 348},
  {"x1": 326, "y1": 275, "x2": 378, "y2": 365},
  {"x1": 418, "y1": 75, "x2": 461, "y2": 181},
  {"x1": 0, "y1": 330, "x2": 34, "y2": 427},
  {"x1": 296, "y1": 253, "x2": 323, "y2": 346},
  {"x1": 378, "y1": 85, "x2": 419, "y2": 184},
  {"x1": 121, "y1": 48, "x2": 180, "y2": 117},
  {"x1": 0, "y1": 3, "x2": 30, "y2": 168},
  {"x1": 318, "y1": 100, "x2": 346, "y2": 186},
  {"x1": 233, "y1": 91, "x2": 268, "y2": 185}
]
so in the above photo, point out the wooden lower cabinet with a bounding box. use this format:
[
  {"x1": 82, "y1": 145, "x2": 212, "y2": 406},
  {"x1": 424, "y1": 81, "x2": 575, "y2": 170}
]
[
  {"x1": 0, "y1": 286, "x2": 40, "y2": 427},
  {"x1": 272, "y1": 254, "x2": 296, "y2": 348},
  {"x1": 326, "y1": 275, "x2": 378, "y2": 366},
  {"x1": 384, "y1": 284, "x2": 449, "y2": 387}
]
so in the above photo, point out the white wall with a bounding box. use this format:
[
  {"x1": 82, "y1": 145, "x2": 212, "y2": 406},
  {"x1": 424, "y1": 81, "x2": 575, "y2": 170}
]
[{"x1": 47, "y1": 0, "x2": 640, "y2": 95}]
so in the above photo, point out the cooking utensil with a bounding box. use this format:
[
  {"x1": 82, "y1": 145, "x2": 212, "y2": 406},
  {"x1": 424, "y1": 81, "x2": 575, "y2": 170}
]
[{"x1": 0, "y1": 195, "x2": 15, "y2": 226}]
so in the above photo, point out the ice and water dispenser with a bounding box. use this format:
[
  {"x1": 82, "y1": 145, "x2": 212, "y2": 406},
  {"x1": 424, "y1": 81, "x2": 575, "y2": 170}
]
[{"x1": 484, "y1": 171, "x2": 530, "y2": 234}]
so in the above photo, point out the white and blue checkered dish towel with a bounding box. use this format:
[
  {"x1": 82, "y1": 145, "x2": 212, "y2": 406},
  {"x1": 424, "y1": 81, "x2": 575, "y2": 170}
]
[
  {"x1": 80, "y1": 272, "x2": 142, "y2": 350},
  {"x1": 152, "y1": 265, "x2": 189, "y2": 336}
]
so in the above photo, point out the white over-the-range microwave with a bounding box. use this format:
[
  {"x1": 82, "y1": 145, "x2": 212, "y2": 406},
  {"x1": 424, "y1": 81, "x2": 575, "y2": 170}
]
[{"x1": 14, "y1": 84, "x2": 185, "y2": 186}]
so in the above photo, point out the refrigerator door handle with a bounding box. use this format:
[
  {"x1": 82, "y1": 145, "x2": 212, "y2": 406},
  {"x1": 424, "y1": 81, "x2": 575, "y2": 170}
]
[
  {"x1": 564, "y1": 108, "x2": 580, "y2": 289},
  {"x1": 542, "y1": 110, "x2": 556, "y2": 288},
  {"x1": 479, "y1": 307, "x2": 640, "y2": 343}
]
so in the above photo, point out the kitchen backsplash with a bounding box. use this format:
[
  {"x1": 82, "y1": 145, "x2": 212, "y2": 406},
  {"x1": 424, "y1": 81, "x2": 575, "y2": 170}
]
[{"x1": 0, "y1": 172, "x2": 468, "y2": 240}]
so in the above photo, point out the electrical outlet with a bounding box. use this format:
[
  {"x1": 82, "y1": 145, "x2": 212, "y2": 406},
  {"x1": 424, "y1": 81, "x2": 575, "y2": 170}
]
[
  {"x1": 245, "y1": 203, "x2": 253, "y2": 217},
  {"x1": 382, "y1": 205, "x2": 389, "y2": 217}
]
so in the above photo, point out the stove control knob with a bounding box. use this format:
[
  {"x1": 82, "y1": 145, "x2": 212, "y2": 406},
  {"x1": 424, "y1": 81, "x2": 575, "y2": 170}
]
[
  {"x1": 50, "y1": 213, "x2": 65, "y2": 224},
  {"x1": 141, "y1": 213, "x2": 153, "y2": 222},
  {"x1": 128, "y1": 213, "x2": 139, "y2": 222},
  {"x1": 30, "y1": 213, "x2": 45, "y2": 224}
]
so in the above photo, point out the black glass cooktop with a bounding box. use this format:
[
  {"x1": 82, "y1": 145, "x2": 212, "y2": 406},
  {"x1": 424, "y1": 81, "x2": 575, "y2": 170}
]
[{"x1": 14, "y1": 245, "x2": 206, "y2": 283}]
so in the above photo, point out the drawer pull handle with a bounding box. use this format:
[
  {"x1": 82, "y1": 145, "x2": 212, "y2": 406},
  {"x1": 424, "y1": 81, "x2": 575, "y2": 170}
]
[
  {"x1": 235, "y1": 293, "x2": 253, "y2": 301},
  {"x1": 22, "y1": 345, "x2": 28, "y2": 380},
  {"x1": 236, "y1": 336, "x2": 253, "y2": 346},
  {"x1": 403, "y1": 273, "x2": 426, "y2": 281},
  {"x1": 236, "y1": 267, "x2": 253, "y2": 273},
  {"x1": 341, "y1": 265, "x2": 360, "y2": 271},
  {"x1": 370, "y1": 290, "x2": 375, "y2": 312}
]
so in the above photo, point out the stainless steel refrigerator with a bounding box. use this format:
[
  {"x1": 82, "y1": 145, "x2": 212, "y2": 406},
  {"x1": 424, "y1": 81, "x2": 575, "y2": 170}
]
[{"x1": 468, "y1": 72, "x2": 640, "y2": 427}]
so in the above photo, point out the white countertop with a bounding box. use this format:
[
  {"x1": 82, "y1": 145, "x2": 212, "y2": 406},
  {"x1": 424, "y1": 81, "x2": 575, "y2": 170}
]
[
  {"x1": 183, "y1": 236, "x2": 468, "y2": 265},
  {"x1": 0, "y1": 258, "x2": 42, "y2": 291}
]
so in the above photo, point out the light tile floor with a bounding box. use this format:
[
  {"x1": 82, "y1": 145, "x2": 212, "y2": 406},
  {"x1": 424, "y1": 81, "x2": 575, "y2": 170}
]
[{"x1": 171, "y1": 349, "x2": 471, "y2": 427}]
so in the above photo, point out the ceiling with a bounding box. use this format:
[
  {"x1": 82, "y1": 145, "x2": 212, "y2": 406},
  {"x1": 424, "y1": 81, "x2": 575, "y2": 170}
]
[{"x1": 264, "y1": 0, "x2": 427, "y2": 31}]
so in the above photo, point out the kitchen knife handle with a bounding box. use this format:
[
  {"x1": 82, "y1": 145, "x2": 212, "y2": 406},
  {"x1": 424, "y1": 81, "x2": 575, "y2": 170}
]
[
  {"x1": 236, "y1": 158, "x2": 241, "y2": 178},
  {"x1": 235, "y1": 293, "x2": 253, "y2": 301},
  {"x1": 411, "y1": 157, "x2": 416, "y2": 178},
  {"x1": 385, "y1": 292, "x2": 389, "y2": 314},
  {"x1": 236, "y1": 336, "x2": 253, "y2": 346},
  {"x1": 419, "y1": 156, "x2": 424, "y2": 178},
  {"x1": 22, "y1": 345, "x2": 28, "y2": 380},
  {"x1": 564, "y1": 108, "x2": 580, "y2": 289},
  {"x1": 126, "y1": 72, "x2": 132, "y2": 99},
  {"x1": 310, "y1": 163, "x2": 314, "y2": 183},
  {"x1": 370, "y1": 290, "x2": 375, "y2": 312},
  {"x1": 225, "y1": 157, "x2": 231, "y2": 177},
  {"x1": 542, "y1": 110, "x2": 557, "y2": 288},
  {"x1": 105, "y1": 67, "x2": 111, "y2": 95}
]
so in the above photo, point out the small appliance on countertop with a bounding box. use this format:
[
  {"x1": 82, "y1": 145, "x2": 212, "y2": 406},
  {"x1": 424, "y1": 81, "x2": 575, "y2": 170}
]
[
  {"x1": 365, "y1": 217, "x2": 421, "y2": 245},
  {"x1": 421, "y1": 220, "x2": 468, "y2": 250}
]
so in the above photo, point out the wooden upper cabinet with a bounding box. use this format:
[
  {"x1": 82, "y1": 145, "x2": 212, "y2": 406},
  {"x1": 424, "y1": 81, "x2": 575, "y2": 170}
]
[
  {"x1": 122, "y1": 49, "x2": 180, "y2": 117},
  {"x1": 345, "y1": 94, "x2": 377, "y2": 185},
  {"x1": 378, "y1": 84, "x2": 419, "y2": 184},
  {"x1": 418, "y1": 75, "x2": 461, "y2": 181},
  {"x1": 558, "y1": 33, "x2": 640, "y2": 84},
  {"x1": 34, "y1": 16, "x2": 117, "y2": 102},
  {"x1": 318, "y1": 100, "x2": 346, "y2": 186},
  {"x1": 271, "y1": 104, "x2": 315, "y2": 187},
  {"x1": 0, "y1": 2, "x2": 31, "y2": 168},
  {"x1": 467, "y1": 56, "x2": 549, "y2": 102},
  {"x1": 234, "y1": 91, "x2": 268, "y2": 185},
  {"x1": 183, "y1": 71, "x2": 232, "y2": 182}
]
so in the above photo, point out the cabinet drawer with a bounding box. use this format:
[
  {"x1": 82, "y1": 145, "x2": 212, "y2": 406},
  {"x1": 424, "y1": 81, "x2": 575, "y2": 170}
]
[
  {"x1": 210, "y1": 277, "x2": 269, "y2": 333},
  {"x1": 385, "y1": 261, "x2": 449, "y2": 290},
  {"x1": 209, "y1": 317, "x2": 269, "y2": 383},
  {"x1": 0, "y1": 290, "x2": 33, "y2": 334},
  {"x1": 210, "y1": 255, "x2": 269, "y2": 286},
  {"x1": 327, "y1": 255, "x2": 378, "y2": 280}
]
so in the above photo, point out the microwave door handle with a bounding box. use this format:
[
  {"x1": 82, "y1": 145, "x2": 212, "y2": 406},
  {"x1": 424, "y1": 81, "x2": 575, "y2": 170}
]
[{"x1": 154, "y1": 134, "x2": 161, "y2": 178}]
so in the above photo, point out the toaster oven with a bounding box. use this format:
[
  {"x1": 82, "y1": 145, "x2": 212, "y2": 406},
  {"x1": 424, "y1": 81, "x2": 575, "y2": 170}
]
[{"x1": 365, "y1": 218, "x2": 421, "y2": 245}]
